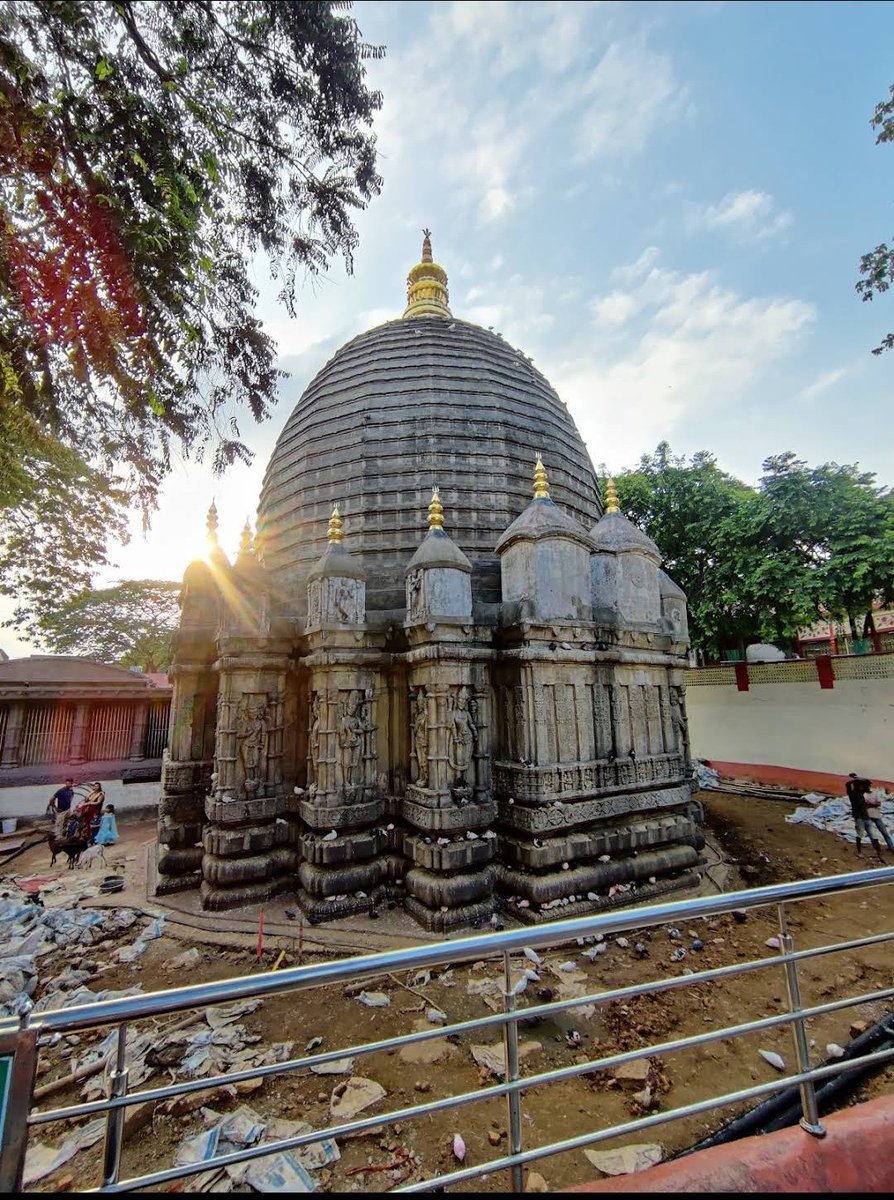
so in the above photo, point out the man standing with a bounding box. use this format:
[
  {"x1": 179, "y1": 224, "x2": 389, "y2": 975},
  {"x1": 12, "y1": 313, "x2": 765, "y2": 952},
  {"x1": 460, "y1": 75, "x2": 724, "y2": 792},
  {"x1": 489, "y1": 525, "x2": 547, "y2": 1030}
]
[
  {"x1": 49, "y1": 777, "x2": 75, "y2": 838},
  {"x1": 845, "y1": 772, "x2": 894, "y2": 860}
]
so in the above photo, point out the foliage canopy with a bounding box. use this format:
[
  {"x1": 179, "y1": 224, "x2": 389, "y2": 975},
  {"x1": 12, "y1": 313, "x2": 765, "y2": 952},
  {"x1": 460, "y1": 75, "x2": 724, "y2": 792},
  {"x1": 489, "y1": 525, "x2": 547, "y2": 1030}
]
[
  {"x1": 856, "y1": 83, "x2": 894, "y2": 353},
  {"x1": 612, "y1": 443, "x2": 894, "y2": 659},
  {"x1": 32, "y1": 578, "x2": 181, "y2": 671},
  {"x1": 0, "y1": 0, "x2": 383, "y2": 613}
]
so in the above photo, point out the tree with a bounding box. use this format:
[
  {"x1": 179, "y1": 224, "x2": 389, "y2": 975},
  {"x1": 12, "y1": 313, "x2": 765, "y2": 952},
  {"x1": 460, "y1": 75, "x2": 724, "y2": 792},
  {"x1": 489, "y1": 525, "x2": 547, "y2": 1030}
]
[
  {"x1": 33, "y1": 579, "x2": 182, "y2": 671},
  {"x1": 856, "y1": 83, "x2": 894, "y2": 352},
  {"x1": 611, "y1": 445, "x2": 894, "y2": 660},
  {"x1": 0, "y1": 1, "x2": 383, "y2": 606}
]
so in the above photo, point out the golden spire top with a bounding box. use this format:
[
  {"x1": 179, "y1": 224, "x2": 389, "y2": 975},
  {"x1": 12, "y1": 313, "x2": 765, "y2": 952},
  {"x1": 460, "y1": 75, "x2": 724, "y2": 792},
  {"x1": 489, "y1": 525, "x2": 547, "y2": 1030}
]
[
  {"x1": 328, "y1": 504, "x2": 343, "y2": 545},
  {"x1": 533, "y1": 454, "x2": 550, "y2": 500},
  {"x1": 403, "y1": 228, "x2": 451, "y2": 319},
  {"x1": 428, "y1": 486, "x2": 444, "y2": 531},
  {"x1": 604, "y1": 477, "x2": 620, "y2": 514},
  {"x1": 206, "y1": 501, "x2": 219, "y2": 547},
  {"x1": 239, "y1": 519, "x2": 253, "y2": 556}
]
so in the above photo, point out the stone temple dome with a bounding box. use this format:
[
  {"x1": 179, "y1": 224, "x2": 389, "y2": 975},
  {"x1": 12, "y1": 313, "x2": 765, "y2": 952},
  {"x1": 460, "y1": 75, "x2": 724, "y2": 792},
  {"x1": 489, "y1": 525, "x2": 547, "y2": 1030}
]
[{"x1": 257, "y1": 234, "x2": 601, "y2": 612}]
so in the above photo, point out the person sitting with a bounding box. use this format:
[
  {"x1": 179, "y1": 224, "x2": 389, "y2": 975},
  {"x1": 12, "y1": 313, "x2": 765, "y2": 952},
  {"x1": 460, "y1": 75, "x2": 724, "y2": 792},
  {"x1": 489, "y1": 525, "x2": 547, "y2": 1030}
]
[
  {"x1": 76, "y1": 782, "x2": 105, "y2": 844},
  {"x1": 94, "y1": 805, "x2": 118, "y2": 846}
]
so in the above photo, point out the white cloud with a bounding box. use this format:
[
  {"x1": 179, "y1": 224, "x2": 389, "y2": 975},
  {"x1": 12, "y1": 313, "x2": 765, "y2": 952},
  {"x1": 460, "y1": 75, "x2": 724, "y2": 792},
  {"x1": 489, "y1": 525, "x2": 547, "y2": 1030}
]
[
  {"x1": 575, "y1": 41, "x2": 686, "y2": 162},
  {"x1": 798, "y1": 367, "x2": 848, "y2": 401},
  {"x1": 558, "y1": 252, "x2": 816, "y2": 468},
  {"x1": 691, "y1": 189, "x2": 793, "y2": 242}
]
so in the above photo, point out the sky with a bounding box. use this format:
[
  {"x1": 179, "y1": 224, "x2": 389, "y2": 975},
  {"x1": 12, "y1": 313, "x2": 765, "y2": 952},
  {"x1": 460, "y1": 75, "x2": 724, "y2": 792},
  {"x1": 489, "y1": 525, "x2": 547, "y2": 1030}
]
[{"x1": 5, "y1": 0, "x2": 894, "y2": 656}]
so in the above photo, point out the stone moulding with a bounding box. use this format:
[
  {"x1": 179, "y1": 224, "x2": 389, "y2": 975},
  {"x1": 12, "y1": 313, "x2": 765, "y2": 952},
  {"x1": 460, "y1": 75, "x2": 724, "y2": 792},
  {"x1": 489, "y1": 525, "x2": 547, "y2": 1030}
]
[
  {"x1": 404, "y1": 834, "x2": 495, "y2": 871},
  {"x1": 504, "y1": 871, "x2": 702, "y2": 924},
  {"x1": 205, "y1": 796, "x2": 279, "y2": 824},
  {"x1": 402, "y1": 797, "x2": 497, "y2": 832},
  {"x1": 497, "y1": 785, "x2": 693, "y2": 832},
  {"x1": 298, "y1": 797, "x2": 384, "y2": 829},
  {"x1": 405, "y1": 864, "x2": 497, "y2": 907},
  {"x1": 497, "y1": 843, "x2": 699, "y2": 903},
  {"x1": 404, "y1": 896, "x2": 497, "y2": 933},
  {"x1": 498, "y1": 813, "x2": 699, "y2": 868},
  {"x1": 298, "y1": 859, "x2": 384, "y2": 897},
  {"x1": 493, "y1": 755, "x2": 686, "y2": 802}
]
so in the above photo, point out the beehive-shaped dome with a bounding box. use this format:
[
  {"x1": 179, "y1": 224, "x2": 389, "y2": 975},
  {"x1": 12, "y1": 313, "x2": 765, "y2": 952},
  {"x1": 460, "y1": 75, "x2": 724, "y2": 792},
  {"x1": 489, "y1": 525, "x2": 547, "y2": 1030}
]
[{"x1": 257, "y1": 241, "x2": 601, "y2": 612}]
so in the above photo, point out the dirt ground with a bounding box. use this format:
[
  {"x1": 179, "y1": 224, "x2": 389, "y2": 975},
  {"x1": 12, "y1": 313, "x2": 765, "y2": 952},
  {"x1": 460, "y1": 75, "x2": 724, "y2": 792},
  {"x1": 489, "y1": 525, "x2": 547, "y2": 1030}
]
[{"x1": 8, "y1": 790, "x2": 894, "y2": 1194}]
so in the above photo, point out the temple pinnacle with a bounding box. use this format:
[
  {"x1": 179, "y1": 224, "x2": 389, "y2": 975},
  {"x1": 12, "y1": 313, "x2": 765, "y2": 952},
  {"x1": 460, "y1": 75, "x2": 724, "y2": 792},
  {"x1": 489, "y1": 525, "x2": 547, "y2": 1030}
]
[
  {"x1": 206, "y1": 500, "x2": 219, "y2": 546},
  {"x1": 239, "y1": 519, "x2": 253, "y2": 556},
  {"x1": 403, "y1": 230, "x2": 451, "y2": 319},
  {"x1": 428, "y1": 486, "x2": 444, "y2": 531},
  {"x1": 328, "y1": 504, "x2": 343, "y2": 545},
  {"x1": 533, "y1": 454, "x2": 550, "y2": 500},
  {"x1": 604, "y1": 478, "x2": 621, "y2": 514}
]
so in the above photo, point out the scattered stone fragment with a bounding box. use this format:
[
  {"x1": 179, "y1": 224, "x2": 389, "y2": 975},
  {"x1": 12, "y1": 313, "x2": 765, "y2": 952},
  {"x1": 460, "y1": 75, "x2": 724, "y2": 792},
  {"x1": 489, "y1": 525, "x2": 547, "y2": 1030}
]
[
  {"x1": 425, "y1": 1007, "x2": 448, "y2": 1025},
  {"x1": 358, "y1": 991, "x2": 390, "y2": 1008},
  {"x1": 826, "y1": 1043, "x2": 845, "y2": 1059},
  {"x1": 310, "y1": 1057, "x2": 355, "y2": 1075},
  {"x1": 765, "y1": 937, "x2": 782, "y2": 950},
  {"x1": 526, "y1": 1170, "x2": 549, "y2": 1192},
  {"x1": 758, "y1": 1049, "x2": 786, "y2": 1071},
  {"x1": 452, "y1": 1133, "x2": 466, "y2": 1162},
  {"x1": 168, "y1": 947, "x2": 201, "y2": 972},
  {"x1": 612, "y1": 1059, "x2": 650, "y2": 1089},
  {"x1": 615, "y1": 938, "x2": 629, "y2": 949},
  {"x1": 488, "y1": 1129, "x2": 502, "y2": 1146},
  {"x1": 330, "y1": 1077, "x2": 386, "y2": 1121},
  {"x1": 584, "y1": 1143, "x2": 663, "y2": 1176},
  {"x1": 850, "y1": 1020, "x2": 868, "y2": 1039}
]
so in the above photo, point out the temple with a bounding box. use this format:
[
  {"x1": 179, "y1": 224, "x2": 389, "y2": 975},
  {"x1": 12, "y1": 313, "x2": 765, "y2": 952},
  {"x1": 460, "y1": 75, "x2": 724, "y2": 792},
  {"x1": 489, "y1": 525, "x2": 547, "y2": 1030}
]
[{"x1": 156, "y1": 235, "x2": 703, "y2": 930}]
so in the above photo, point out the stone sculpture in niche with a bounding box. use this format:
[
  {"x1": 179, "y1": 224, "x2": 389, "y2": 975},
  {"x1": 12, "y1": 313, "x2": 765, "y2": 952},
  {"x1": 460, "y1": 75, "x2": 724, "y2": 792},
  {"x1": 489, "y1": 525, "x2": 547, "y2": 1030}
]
[
  {"x1": 308, "y1": 693, "x2": 322, "y2": 784},
  {"x1": 406, "y1": 569, "x2": 423, "y2": 619},
  {"x1": 334, "y1": 582, "x2": 355, "y2": 624},
  {"x1": 411, "y1": 688, "x2": 429, "y2": 787},
  {"x1": 307, "y1": 581, "x2": 321, "y2": 626},
  {"x1": 448, "y1": 686, "x2": 477, "y2": 797},
  {"x1": 237, "y1": 696, "x2": 269, "y2": 796},
  {"x1": 338, "y1": 689, "x2": 372, "y2": 794},
  {"x1": 670, "y1": 686, "x2": 690, "y2": 768}
]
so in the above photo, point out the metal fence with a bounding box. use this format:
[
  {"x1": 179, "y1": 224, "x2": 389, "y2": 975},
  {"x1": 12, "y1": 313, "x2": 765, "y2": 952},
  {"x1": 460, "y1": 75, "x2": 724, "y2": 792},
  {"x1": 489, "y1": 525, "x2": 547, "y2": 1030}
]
[{"x1": 5, "y1": 867, "x2": 894, "y2": 1193}]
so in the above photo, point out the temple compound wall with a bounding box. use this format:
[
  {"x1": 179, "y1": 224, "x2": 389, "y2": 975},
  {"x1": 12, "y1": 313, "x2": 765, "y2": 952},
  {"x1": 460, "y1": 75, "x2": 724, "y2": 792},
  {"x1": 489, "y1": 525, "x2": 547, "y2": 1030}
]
[{"x1": 157, "y1": 471, "x2": 702, "y2": 930}]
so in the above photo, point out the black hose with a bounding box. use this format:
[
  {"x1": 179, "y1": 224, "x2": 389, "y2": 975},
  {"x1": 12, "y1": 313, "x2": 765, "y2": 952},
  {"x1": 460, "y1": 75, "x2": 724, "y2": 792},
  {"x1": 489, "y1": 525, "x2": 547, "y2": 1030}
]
[{"x1": 679, "y1": 1011, "x2": 894, "y2": 1155}]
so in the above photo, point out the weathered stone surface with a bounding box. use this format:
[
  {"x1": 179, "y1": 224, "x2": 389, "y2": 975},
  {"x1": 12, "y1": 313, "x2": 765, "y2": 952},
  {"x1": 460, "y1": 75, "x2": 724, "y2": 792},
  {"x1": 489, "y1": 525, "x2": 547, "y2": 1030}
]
[
  {"x1": 404, "y1": 896, "x2": 497, "y2": 933},
  {"x1": 498, "y1": 844, "x2": 699, "y2": 904},
  {"x1": 299, "y1": 798, "x2": 384, "y2": 830},
  {"x1": 499, "y1": 814, "x2": 698, "y2": 868},
  {"x1": 404, "y1": 834, "x2": 495, "y2": 871},
  {"x1": 504, "y1": 872, "x2": 701, "y2": 924},
  {"x1": 157, "y1": 846, "x2": 203, "y2": 875},
  {"x1": 402, "y1": 798, "x2": 497, "y2": 832},
  {"x1": 298, "y1": 859, "x2": 384, "y2": 897},
  {"x1": 300, "y1": 829, "x2": 385, "y2": 865},
  {"x1": 203, "y1": 824, "x2": 275, "y2": 856},
  {"x1": 497, "y1": 787, "x2": 693, "y2": 834},
  {"x1": 205, "y1": 796, "x2": 279, "y2": 825},
  {"x1": 405, "y1": 865, "x2": 496, "y2": 908}
]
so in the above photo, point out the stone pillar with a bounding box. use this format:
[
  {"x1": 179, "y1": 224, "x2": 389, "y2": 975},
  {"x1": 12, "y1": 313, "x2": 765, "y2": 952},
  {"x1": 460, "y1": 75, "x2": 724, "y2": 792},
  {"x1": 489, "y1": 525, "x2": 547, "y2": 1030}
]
[
  {"x1": 200, "y1": 646, "x2": 294, "y2": 911},
  {"x1": 68, "y1": 702, "x2": 91, "y2": 765},
  {"x1": 0, "y1": 703, "x2": 25, "y2": 769},
  {"x1": 157, "y1": 662, "x2": 216, "y2": 892},
  {"x1": 128, "y1": 701, "x2": 149, "y2": 760}
]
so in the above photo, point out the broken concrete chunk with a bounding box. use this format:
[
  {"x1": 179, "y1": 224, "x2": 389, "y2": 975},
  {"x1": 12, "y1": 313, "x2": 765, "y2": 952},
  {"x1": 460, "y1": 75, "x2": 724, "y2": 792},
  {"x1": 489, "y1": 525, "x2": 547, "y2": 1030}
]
[
  {"x1": 329, "y1": 1076, "x2": 386, "y2": 1121},
  {"x1": 584, "y1": 1143, "x2": 663, "y2": 1176},
  {"x1": 357, "y1": 990, "x2": 390, "y2": 1008}
]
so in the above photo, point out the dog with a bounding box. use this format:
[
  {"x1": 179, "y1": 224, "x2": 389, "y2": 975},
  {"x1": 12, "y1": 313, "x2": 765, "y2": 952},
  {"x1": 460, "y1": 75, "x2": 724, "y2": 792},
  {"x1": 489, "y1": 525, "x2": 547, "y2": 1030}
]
[{"x1": 46, "y1": 831, "x2": 89, "y2": 869}]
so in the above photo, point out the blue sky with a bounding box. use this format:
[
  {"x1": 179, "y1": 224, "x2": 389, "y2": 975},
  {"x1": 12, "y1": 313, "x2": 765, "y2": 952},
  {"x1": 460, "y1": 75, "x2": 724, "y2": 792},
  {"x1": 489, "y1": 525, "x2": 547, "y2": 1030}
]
[{"x1": 5, "y1": 0, "x2": 894, "y2": 654}]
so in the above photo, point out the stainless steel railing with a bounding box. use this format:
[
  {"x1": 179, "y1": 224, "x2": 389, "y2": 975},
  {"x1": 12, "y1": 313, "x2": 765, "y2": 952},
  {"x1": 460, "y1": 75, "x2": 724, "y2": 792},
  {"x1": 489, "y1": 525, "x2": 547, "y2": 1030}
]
[{"x1": 7, "y1": 866, "x2": 894, "y2": 1193}]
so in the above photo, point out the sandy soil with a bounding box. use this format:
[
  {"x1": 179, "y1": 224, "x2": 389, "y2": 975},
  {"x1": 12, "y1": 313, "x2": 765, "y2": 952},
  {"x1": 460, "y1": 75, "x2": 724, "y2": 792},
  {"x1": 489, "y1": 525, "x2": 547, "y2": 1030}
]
[{"x1": 8, "y1": 791, "x2": 894, "y2": 1194}]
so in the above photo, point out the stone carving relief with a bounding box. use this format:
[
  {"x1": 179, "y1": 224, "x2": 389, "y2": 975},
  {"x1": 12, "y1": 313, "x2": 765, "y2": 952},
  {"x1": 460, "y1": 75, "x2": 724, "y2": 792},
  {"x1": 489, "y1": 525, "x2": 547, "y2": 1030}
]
[
  {"x1": 410, "y1": 687, "x2": 429, "y2": 787},
  {"x1": 338, "y1": 689, "x2": 374, "y2": 794},
  {"x1": 670, "y1": 686, "x2": 691, "y2": 767},
  {"x1": 333, "y1": 581, "x2": 359, "y2": 624},
  {"x1": 237, "y1": 695, "x2": 270, "y2": 797},
  {"x1": 406, "y1": 569, "x2": 424, "y2": 620},
  {"x1": 307, "y1": 581, "x2": 322, "y2": 628},
  {"x1": 309, "y1": 692, "x2": 322, "y2": 784},
  {"x1": 447, "y1": 685, "x2": 478, "y2": 789}
]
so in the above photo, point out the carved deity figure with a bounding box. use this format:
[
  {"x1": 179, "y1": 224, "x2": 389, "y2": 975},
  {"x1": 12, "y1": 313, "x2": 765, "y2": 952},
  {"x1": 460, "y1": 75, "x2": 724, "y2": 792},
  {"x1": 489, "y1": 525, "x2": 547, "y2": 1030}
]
[
  {"x1": 338, "y1": 690, "x2": 370, "y2": 792},
  {"x1": 309, "y1": 693, "x2": 322, "y2": 782},
  {"x1": 411, "y1": 689, "x2": 429, "y2": 787},
  {"x1": 334, "y1": 582, "x2": 355, "y2": 624},
  {"x1": 406, "y1": 569, "x2": 423, "y2": 619},
  {"x1": 670, "y1": 686, "x2": 691, "y2": 766},
  {"x1": 237, "y1": 696, "x2": 269, "y2": 795},
  {"x1": 447, "y1": 686, "x2": 477, "y2": 783}
]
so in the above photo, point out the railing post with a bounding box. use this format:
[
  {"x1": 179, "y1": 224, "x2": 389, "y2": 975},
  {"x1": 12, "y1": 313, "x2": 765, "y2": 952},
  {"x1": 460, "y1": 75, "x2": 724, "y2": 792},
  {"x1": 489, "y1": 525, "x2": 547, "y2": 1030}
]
[
  {"x1": 101, "y1": 1023, "x2": 130, "y2": 1185},
  {"x1": 502, "y1": 951, "x2": 524, "y2": 1192},
  {"x1": 776, "y1": 903, "x2": 825, "y2": 1137}
]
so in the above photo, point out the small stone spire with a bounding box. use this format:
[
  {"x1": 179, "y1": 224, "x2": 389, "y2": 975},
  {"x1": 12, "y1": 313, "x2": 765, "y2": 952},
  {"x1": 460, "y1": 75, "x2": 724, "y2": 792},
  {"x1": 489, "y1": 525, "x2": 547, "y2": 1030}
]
[
  {"x1": 428, "y1": 487, "x2": 444, "y2": 531},
  {"x1": 328, "y1": 504, "x2": 343, "y2": 545},
  {"x1": 403, "y1": 229, "x2": 451, "y2": 319},
  {"x1": 206, "y1": 501, "x2": 219, "y2": 547},
  {"x1": 239, "y1": 519, "x2": 253, "y2": 555},
  {"x1": 533, "y1": 454, "x2": 550, "y2": 500},
  {"x1": 604, "y1": 478, "x2": 621, "y2": 514}
]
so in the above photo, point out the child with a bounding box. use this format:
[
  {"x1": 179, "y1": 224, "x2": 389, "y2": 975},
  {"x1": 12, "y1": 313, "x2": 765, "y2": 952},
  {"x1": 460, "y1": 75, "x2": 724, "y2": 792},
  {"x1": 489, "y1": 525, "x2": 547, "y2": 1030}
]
[{"x1": 95, "y1": 805, "x2": 119, "y2": 846}]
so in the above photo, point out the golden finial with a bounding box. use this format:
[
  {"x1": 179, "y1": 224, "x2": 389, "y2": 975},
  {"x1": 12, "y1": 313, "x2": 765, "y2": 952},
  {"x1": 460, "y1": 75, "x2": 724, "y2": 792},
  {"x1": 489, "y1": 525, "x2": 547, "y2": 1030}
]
[
  {"x1": 403, "y1": 229, "x2": 451, "y2": 319},
  {"x1": 428, "y1": 486, "x2": 444, "y2": 531},
  {"x1": 239, "y1": 519, "x2": 253, "y2": 556},
  {"x1": 328, "y1": 504, "x2": 343, "y2": 545},
  {"x1": 604, "y1": 478, "x2": 620, "y2": 514},
  {"x1": 206, "y1": 500, "x2": 219, "y2": 546},
  {"x1": 533, "y1": 454, "x2": 550, "y2": 500}
]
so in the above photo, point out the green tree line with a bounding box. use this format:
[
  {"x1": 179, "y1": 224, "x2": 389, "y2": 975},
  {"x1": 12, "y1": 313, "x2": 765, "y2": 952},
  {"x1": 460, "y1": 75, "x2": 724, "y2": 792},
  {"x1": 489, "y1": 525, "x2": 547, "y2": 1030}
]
[{"x1": 609, "y1": 443, "x2": 894, "y2": 661}]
